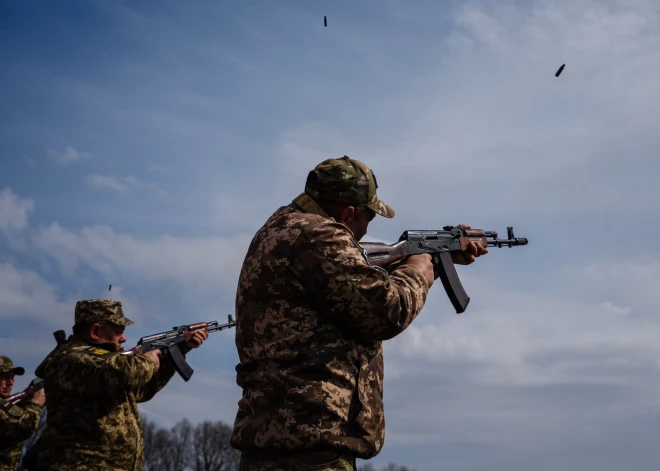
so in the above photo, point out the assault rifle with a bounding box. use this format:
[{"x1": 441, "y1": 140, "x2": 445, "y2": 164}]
[
  {"x1": 120, "y1": 314, "x2": 236, "y2": 381},
  {"x1": 1, "y1": 378, "x2": 44, "y2": 407},
  {"x1": 360, "y1": 226, "x2": 528, "y2": 314}
]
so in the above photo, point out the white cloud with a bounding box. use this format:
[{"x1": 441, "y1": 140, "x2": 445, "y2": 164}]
[
  {"x1": 0, "y1": 188, "x2": 34, "y2": 232},
  {"x1": 455, "y1": 5, "x2": 509, "y2": 50},
  {"x1": 85, "y1": 173, "x2": 168, "y2": 197},
  {"x1": 31, "y1": 222, "x2": 251, "y2": 295},
  {"x1": 0, "y1": 262, "x2": 71, "y2": 325},
  {"x1": 85, "y1": 173, "x2": 127, "y2": 192},
  {"x1": 48, "y1": 146, "x2": 91, "y2": 165},
  {"x1": 274, "y1": 0, "x2": 660, "y2": 223}
]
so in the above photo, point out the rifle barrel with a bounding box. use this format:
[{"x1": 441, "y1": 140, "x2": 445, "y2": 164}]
[
  {"x1": 208, "y1": 321, "x2": 236, "y2": 333},
  {"x1": 487, "y1": 238, "x2": 528, "y2": 247}
]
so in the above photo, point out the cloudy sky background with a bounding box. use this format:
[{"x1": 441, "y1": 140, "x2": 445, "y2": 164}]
[{"x1": 2, "y1": 0, "x2": 660, "y2": 469}]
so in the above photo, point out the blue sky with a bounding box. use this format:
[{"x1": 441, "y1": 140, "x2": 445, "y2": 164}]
[{"x1": 2, "y1": 1, "x2": 660, "y2": 469}]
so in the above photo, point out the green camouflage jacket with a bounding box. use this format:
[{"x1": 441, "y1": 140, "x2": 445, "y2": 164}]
[
  {"x1": 34, "y1": 337, "x2": 181, "y2": 471},
  {"x1": 230, "y1": 194, "x2": 429, "y2": 459},
  {"x1": 0, "y1": 399, "x2": 42, "y2": 471}
]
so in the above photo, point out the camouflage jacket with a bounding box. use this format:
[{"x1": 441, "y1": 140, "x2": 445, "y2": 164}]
[
  {"x1": 34, "y1": 337, "x2": 182, "y2": 471},
  {"x1": 230, "y1": 195, "x2": 429, "y2": 459},
  {"x1": 0, "y1": 399, "x2": 43, "y2": 471}
]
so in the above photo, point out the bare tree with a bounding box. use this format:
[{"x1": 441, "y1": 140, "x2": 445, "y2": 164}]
[
  {"x1": 143, "y1": 415, "x2": 174, "y2": 471},
  {"x1": 142, "y1": 416, "x2": 422, "y2": 471},
  {"x1": 142, "y1": 416, "x2": 194, "y2": 471},
  {"x1": 165, "y1": 418, "x2": 194, "y2": 471},
  {"x1": 358, "y1": 463, "x2": 417, "y2": 471},
  {"x1": 193, "y1": 420, "x2": 240, "y2": 471},
  {"x1": 385, "y1": 464, "x2": 416, "y2": 471}
]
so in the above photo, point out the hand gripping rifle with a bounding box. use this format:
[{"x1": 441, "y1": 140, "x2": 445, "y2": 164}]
[
  {"x1": 120, "y1": 314, "x2": 236, "y2": 381},
  {"x1": 360, "y1": 226, "x2": 528, "y2": 314},
  {"x1": 1, "y1": 378, "x2": 44, "y2": 407}
]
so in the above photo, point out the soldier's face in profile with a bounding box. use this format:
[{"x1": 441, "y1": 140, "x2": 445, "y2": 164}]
[
  {"x1": 95, "y1": 322, "x2": 128, "y2": 351},
  {"x1": 0, "y1": 372, "x2": 15, "y2": 398},
  {"x1": 350, "y1": 207, "x2": 376, "y2": 242}
]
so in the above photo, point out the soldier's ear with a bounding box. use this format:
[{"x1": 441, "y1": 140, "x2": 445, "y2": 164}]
[
  {"x1": 88, "y1": 323, "x2": 103, "y2": 341},
  {"x1": 338, "y1": 206, "x2": 356, "y2": 224}
]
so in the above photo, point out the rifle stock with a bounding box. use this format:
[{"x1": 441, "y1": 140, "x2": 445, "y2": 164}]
[{"x1": 359, "y1": 241, "x2": 410, "y2": 267}]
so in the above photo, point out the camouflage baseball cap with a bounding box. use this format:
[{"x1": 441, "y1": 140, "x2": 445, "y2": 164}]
[
  {"x1": 303, "y1": 155, "x2": 395, "y2": 218},
  {"x1": 74, "y1": 299, "x2": 135, "y2": 326},
  {"x1": 0, "y1": 356, "x2": 25, "y2": 376}
]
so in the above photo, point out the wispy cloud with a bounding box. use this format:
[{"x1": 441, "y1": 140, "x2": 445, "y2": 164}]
[
  {"x1": 84, "y1": 173, "x2": 127, "y2": 192},
  {"x1": 47, "y1": 146, "x2": 91, "y2": 165},
  {"x1": 0, "y1": 188, "x2": 34, "y2": 232},
  {"x1": 85, "y1": 173, "x2": 168, "y2": 198},
  {"x1": 0, "y1": 262, "x2": 71, "y2": 324},
  {"x1": 30, "y1": 221, "x2": 250, "y2": 295}
]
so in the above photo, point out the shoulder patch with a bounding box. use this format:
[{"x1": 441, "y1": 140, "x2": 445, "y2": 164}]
[
  {"x1": 1, "y1": 402, "x2": 24, "y2": 417},
  {"x1": 82, "y1": 346, "x2": 113, "y2": 356}
]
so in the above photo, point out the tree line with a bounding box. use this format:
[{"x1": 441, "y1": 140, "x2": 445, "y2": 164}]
[
  {"x1": 18, "y1": 411, "x2": 416, "y2": 471},
  {"x1": 142, "y1": 416, "x2": 418, "y2": 471}
]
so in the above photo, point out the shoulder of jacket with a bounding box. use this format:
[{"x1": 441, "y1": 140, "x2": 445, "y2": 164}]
[
  {"x1": 69, "y1": 344, "x2": 115, "y2": 357},
  {"x1": 0, "y1": 402, "x2": 25, "y2": 418},
  {"x1": 298, "y1": 213, "x2": 347, "y2": 235},
  {"x1": 301, "y1": 219, "x2": 362, "y2": 256},
  {"x1": 266, "y1": 206, "x2": 327, "y2": 227}
]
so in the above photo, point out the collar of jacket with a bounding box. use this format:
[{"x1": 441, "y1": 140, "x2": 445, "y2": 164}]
[
  {"x1": 67, "y1": 334, "x2": 118, "y2": 353},
  {"x1": 289, "y1": 193, "x2": 362, "y2": 242},
  {"x1": 289, "y1": 193, "x2": 333, "y2": 219}
]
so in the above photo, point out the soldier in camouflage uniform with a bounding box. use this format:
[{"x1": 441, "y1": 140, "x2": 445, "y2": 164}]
[
  {"x1": 0, "y1": 356, "x2": 45, "y2": 471},
  {"x1": 231, "y1": 156, "x2": 487, "y2": 470},
  {"x1": 33, "y1": 299, "x2": 209, "y2": 471}
]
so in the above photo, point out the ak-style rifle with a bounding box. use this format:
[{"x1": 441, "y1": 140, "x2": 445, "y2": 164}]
[
  {"x1": 120, "y1": 315, "x2": 236, "y2": 381},
  {"x1": 361, "y1": 226, "x2": 528, "y2": 313}
]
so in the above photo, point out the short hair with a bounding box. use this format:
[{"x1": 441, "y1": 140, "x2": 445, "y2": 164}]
[{"x1": 72, "y1": 320, "x2": 108, "y2": 336}]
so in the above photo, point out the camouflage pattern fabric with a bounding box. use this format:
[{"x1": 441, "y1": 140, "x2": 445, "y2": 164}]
[
  {"x1": 230, "y1": 194, "x2": 429, "y2": 459},
  {"x1": 0, "y1": 400, "x2": 43, "y2": 471},
  {"x1": 34, "y1": 336, "x2": 180, "y2": 471},
  {"x1": 0, "y1": 355, "x2": 26, "y2": 375},
  {"x1": 239, "y1": 449, "x2": 357, "y2": 471},
  {"x1": 74, "y1": 299, "x2": 135, "y2": 326},
  {"x1": 301, "y1": 155, "x2": 395, "y2": 218}
]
